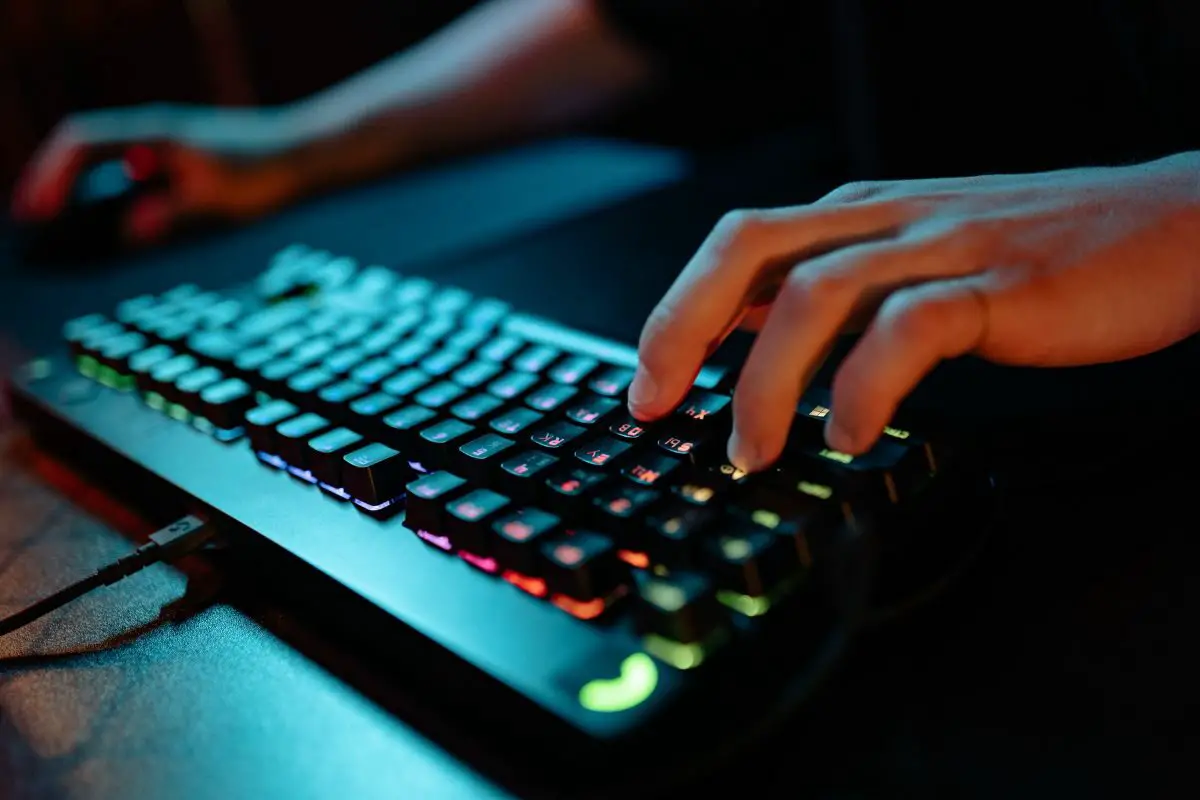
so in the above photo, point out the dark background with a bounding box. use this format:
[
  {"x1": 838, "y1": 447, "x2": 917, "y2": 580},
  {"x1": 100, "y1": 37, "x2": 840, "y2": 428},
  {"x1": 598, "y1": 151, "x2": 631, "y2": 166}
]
[
  {"x1": 2, "y1": 1, "x2": 1199, "y2": 797},
  {"x1": 0, "y1": 0, "x2": 740, "y2": 194}
]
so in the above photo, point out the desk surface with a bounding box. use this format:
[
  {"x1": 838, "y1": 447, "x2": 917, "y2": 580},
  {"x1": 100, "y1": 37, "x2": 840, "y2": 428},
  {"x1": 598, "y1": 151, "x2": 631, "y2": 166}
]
[{"x1": 2, "y1": 136, "x2": 1198, "y2": 799}]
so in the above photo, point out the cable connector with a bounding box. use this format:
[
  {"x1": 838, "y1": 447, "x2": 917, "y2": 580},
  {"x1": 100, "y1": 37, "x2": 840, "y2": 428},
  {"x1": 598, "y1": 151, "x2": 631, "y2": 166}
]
[{"x1": 0, "y1": 514, "x2": 215, "y2": 638}]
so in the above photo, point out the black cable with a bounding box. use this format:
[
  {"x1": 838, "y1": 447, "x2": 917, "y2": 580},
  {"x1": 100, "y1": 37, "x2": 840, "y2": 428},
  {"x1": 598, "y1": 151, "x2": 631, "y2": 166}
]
[{"x1": 0, "y1": 515, "x2": 215, "y2": 638}]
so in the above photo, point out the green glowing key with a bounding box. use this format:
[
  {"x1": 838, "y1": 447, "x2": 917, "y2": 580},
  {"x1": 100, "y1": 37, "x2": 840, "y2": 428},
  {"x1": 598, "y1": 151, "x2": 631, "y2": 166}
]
[{"x1": 578, "y1": 653, "x2": 658, "y2": 713}]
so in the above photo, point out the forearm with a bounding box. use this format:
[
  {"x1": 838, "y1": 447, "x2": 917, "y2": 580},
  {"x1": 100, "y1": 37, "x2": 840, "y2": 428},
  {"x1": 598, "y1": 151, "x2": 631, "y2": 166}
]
[{"x1": 277, "y1": 0, "x2": 653, "y2": 195}]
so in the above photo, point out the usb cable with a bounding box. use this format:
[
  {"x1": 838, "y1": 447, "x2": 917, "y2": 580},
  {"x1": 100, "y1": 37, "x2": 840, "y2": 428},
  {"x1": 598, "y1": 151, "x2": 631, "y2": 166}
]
[{"x1": 0, "y1": 515, "x2": 216, "y2": 638}]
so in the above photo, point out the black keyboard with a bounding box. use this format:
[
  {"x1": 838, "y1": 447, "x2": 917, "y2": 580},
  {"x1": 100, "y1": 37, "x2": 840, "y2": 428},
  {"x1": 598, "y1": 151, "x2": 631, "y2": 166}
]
[{"x1": 8, "y1": 243, "x2": 995, "y2": 777}]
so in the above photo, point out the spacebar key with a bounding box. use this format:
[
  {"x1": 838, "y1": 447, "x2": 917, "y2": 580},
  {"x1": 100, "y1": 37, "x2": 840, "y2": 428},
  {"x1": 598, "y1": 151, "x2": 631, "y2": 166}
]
[{"x1": 342, "y1": 443, "x2": 415, "y2": 507}]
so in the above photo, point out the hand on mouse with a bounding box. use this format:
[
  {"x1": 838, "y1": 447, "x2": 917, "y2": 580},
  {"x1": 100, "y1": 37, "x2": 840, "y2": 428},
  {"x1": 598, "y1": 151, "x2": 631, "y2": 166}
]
[
  {"x1": 10, "y1": 104, "x2": 307, "y2": 244},
  {"x1": 629, "y1": 151, "x2": 1200, "y2": 470}
]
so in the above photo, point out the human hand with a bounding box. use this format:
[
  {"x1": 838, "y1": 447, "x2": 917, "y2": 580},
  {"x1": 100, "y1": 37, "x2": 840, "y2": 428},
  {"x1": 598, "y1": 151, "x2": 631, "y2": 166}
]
[
  {"x1": 629, "y1": 152, "x2": 1200, "y2": 470},
  {"x1": 10, "y1": 104, "x2": 303, "y2": 244}
]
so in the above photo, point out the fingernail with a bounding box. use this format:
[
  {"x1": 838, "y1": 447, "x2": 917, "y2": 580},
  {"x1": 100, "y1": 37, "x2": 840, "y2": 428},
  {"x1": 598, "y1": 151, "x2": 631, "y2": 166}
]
[
  {"x1": 628, "y1": 365, "x2": 658, "y2": 412},
  {"x1": 727, "y1": 430, "x2": 762, "y2": 473},
  {"x1": 825, "y1": 415, "x2": 857, "y2": 453}
]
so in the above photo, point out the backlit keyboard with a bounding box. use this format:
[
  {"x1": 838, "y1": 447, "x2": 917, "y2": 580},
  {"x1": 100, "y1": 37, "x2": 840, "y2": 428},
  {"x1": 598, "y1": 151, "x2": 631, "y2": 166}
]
[{"x1": 9, "y1": 243, "x2": 993, "y2": 771}]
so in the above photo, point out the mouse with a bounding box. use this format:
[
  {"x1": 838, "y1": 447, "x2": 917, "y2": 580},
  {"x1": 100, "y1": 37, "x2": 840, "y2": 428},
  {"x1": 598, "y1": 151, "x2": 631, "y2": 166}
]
[{"x1": 14, "y1": 145, "x2": 170, "y2": 266}]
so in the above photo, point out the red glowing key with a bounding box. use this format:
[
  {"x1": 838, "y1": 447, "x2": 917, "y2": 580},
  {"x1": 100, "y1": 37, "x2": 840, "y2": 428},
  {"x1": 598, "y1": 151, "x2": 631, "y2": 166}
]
[{"x1": 554, "y1": 543, "x2": 586, "y2": 566}]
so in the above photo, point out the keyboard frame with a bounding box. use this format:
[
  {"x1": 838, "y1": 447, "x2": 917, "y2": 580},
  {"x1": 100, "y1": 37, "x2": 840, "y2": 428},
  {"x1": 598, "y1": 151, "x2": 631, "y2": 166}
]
[{"x1": 7, "y1": 273, "x2": 999, "y2": 777}]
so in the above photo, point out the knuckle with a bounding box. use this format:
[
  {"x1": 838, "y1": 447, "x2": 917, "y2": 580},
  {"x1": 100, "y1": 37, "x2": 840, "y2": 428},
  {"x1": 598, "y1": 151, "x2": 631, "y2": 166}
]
[
  {"x1": 781, "y1": 263, "x2": 853, "y2": 308},
  {"x1": 820, "y1": 180, "x2": 882, "y2": 204},
  {"x1": 875, "y1": 289, "x2": 947, "y2": 341},
  {"x1": 710, "y1": 209, "x2": 766, "y2": 252}
]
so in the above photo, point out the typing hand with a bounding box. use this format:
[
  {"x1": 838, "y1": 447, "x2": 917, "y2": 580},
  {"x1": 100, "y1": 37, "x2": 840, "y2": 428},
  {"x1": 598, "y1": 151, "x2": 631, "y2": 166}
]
[
  {"x1": 10, "y1": 104, "x2": 301, "y2": 244},
  {"x1": 629, "y1": 152, "x2": 1200, "y2": 470}
]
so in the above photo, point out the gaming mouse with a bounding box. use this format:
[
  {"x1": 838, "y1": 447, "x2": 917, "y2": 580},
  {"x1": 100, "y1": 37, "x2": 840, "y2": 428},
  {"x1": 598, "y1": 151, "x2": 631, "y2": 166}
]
[{"x1": 14, "y1": 145, "x2": 170, "y2": 267}]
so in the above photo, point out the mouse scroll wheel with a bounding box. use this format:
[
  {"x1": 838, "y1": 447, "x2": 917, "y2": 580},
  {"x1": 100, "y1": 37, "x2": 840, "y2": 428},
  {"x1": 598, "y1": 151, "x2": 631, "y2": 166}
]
[{"x1": 123, "y1": 145, "x2": 161, "y2": 182}]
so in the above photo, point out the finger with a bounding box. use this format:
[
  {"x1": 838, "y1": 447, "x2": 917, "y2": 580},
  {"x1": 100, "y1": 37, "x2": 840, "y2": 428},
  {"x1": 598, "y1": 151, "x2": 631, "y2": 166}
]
[
  {"x1": 826, "y1": 277, "x2": 991, "y2": 454},
  {"x1": 630, "y1": 201, "x2": 913, "y2": 420},
  {"x1": 726, "y1": 226, "x2": 998, "y2": 471},
  {"x1": 13, "y1": 143, "x2": 91, "y2": 221}
]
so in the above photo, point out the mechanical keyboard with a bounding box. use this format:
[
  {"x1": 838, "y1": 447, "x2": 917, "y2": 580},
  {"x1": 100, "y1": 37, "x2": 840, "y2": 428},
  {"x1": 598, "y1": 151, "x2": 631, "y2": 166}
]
[{"x1": 7, "y1": 243, "x2": 996, "y2": 778}]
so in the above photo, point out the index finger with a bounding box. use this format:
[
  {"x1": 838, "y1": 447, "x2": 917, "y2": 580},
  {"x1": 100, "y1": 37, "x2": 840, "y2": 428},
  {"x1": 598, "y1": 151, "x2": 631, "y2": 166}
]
[{"x1": 628, "y1": 201, "x2": 912, "y2": 420}]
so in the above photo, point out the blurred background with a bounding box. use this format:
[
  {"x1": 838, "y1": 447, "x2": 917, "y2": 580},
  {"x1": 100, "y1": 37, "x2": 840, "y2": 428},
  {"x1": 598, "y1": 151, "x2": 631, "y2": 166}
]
[{"x1": 0, "y1": 0, "x2": 499, "y2": 193}]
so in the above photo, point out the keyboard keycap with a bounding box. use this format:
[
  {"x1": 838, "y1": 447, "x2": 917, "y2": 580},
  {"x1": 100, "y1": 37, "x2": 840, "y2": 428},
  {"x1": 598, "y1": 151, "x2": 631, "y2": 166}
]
[
  {"x1": 609, "y1": 416, "x2": 652, "y2": 441},
  {"x1": 292, "y1": 337, "x2": 336, "y2": 366},
  {"x1": 461, "y1": 298, "x2": 510, "y2": 330},
  {"x1": 488, "y1": 371, "x2": 538, "y2": 400},
  {"x1": 588, "y1": 367, "x2": 635, "y2": 397},
  {"x1": 259, "y1": 358, "x2": 306, "y2": 387},
  {"x1": 565, "y1": 395, "x2": 620, "y2": 426},
  {"x1": 593, "y1": 485, "x2": 659, "y2": 536},
  {"x1": 455, "y1": 433, "x2": 517, "y2": 480},
  {"x1": 276, "y1": 413, "x2": 331, "y2": 468},
  {"x1": 445, "y1": 327, "x2": 490, "y2": 353},
  {"x1": 478, "y1": 335, "x2": 524, "y2": 363},
  {"x1": 796, "y1": 438, "x2": 930, "y2": 503},
  {"x1": 174, "y1": 367, "x2": 224, "y2": 412},
  {"x1": 350, "y1": 392, "x2": 403, "y2": 420},
  {"x1": 416, "y1": 419, "x2": 477, "y2": 469},
  {"x1": 512, "y1": 345, "x2": 560, "y2": 373},
  {"x1": 498, "y1": 450, "x2": 560, "y2": 501},
  {"x1": 574, "y1": 437, "x2": 632, "y2": 468},
  {"x1": 323, "y1": 347, "x2": 368, "y2": 375},
  {"x1": 671, "y1": 475, "x2": 724, "y2": 506},
  {"x1": 658, "y1": 432, "x2": 706, "y2": 457},
  {"x1": 405, "y1": 471, "x2": 469, "y2": 537},
  {"x1": 446, "y1": 489, "x2": 511, "y2": 555},
  {"x1": 330, "y1": 318, "x2": 374, "y2": 347},
  {"x1": 96, "y1": 332, "x2": 149, "y2": 372},
  {"x1": 429, "y1": 286, "x2": 472, "y2": 314},
  {"x1": 525, "y1": 384, "x2": 578, "y2": 413},
  {"x1": 288, "y1": 367, "x2": 336, "y2": 395},
  {"x1": 491, "y1": 508, "x2": 561, "y2": 576},
  {"x1": 246, "y1": 400, "x2": 300, "y2": 454},
  {"x1": 530, "y1": 421, "x2": 586, "y2": 451},
  {"x1": 421, "y1": 349, "x2": 467, "y2": 377},
  {"x1": 351, "y1": 357, "x2": 397, "y2": 386},
  {"x1": 319, "y1": 380, "x2": 370, "y2": 406},
  {"x1": 148, "y1": 355, "x2": 200, "y2": 399},
  {"x1": 542, "y1": 467, "x2": 608, "y2": 516},
  {"x1": 622, "y1": 453, "x2": 681, "y2": 487},
  {"x1": 452, "y1": 360, "x2": 502, "y2": 389},
  {"x1": 415, "y1": 381, "x2": 466, "y2": 410},
  {"x1": 548, "y1": 356, "x2": 599, "y2": 386},
  {"x1": 360, "y1": 328, "x2": 402, "y2": 356},
  {"x1": 450, "y1": 393, "x2": 504, "y2": 423},
  {"x1": 704, "y1": 523, "x2": 803, "y2": 599},
  {"x1": 675, "y1": 390, "x2": 731, "y2": 423},
  {"x1": 307, "y1": 428, "x2": 366, "y2": 487},
  {"x1": 234, "y1": 345, "x2": 279, "y2": 374},
  {"x1": 633, "y1": 571, "x2": 724, "y2": 645},
  {"x1": 200, "y1": 378, "x2": 255, "y2": 430},
  {"x1": 386, "y1": 335, "x2": 434, "y2": 367},
  {"x1": 383, "y1": 405, "x2": 438, "y2": 440},
  {"x1": 128, "y1": 345, "x2": 175, "y2": 380},
  {"x1": 644, "y1": 504, "x2": 717, "y2": 567},
  {"x1": 540, "y1": 532, "x2": 625, "y2": 604},
  {"x1": 342, "y1": 443, "x2": 413, "y2": 507},
  {"x1": 267, "y1": 326, "x2": 310, "y2": 354},
  {"x1": 382, "y1": 368, "x2": 431, "y2": 398},
  {"x1": 489, "y1": 407, "x2": 543, "y2": 436}
]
